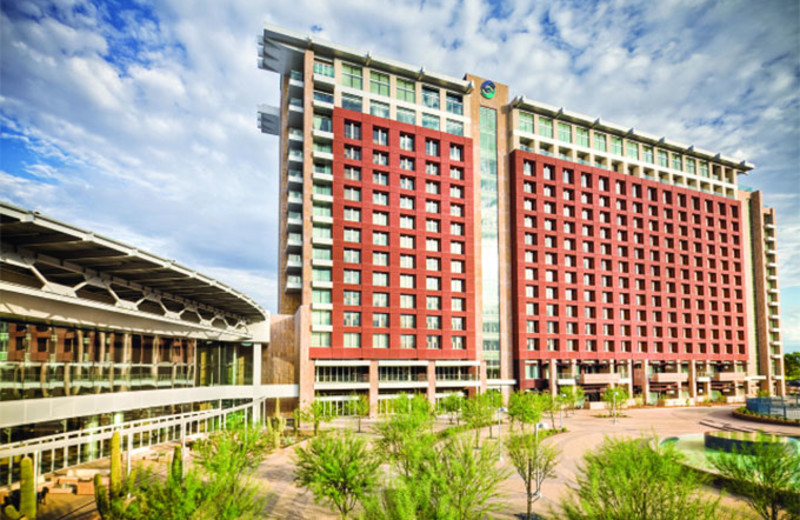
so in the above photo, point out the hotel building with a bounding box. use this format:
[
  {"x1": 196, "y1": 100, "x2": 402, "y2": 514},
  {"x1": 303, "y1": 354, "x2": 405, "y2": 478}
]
[{"x1": 257, "y1": 24, "x2": 786, "y2": 413}]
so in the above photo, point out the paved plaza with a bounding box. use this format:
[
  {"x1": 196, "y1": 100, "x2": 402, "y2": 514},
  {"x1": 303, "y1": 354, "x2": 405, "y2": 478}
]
[{"x1": 32, "y1": 404, "x2": 798, "y2": 519}]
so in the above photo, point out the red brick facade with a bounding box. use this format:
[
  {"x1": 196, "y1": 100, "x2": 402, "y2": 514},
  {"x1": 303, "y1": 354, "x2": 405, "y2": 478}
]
[
  {"x1": 510, "y1": 151, "x2": 748, "y2": 383},
  {"x1": 308, "y1": 108, "x2": 477, "y2": 360}
]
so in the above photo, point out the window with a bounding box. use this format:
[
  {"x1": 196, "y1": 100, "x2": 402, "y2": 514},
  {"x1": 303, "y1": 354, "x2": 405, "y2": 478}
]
[
  {"x1": 400, "y1": 314, "x2": 416, "y2": 328},
  {"x1": 426, "y1": 162, "x2": 440, "y2": 175},
  {"x1": 344, "y1": 249, "x2": 361, "y2": 263},
  {"x1": 593, "y1": 132, "x2": 606, "y2": 152},
  {"x1": 341, "y1": 63, "x2": 362, "y2": 89},
  {"x1": 672, "y1": 154, "x2": 682, "y2": 171},
  {"x1": 313, "y1": 59, "x2": 334, "y2": 77},
  {"x1": 370, "y1": 101, "x2": 389, "y2": 119},
  {"x1": 426, "y1": 277, "x2": 441, "y2": 290},
  {"x1": 450, "y1": 186, "x2": 464, "y2": 198},
  {"x1": 400, "y1": 215, "x2": 415, "y2": 229},
  {"x1": 450, "y1": 222, "x2": 464, "y2": 235},
  {"x1": 576, "y1": 127, "x2": 589, "y2": 147},
  {"x1": 373, "y1": 171, "x2": 388, "y2": 185},
  {"x1": 341, "y1": 94, "x2": 362, "y2": 112},
  {"x1": 343, "y1": 146, "x2": 361, "y2": 160},
  {"x1": 373, "y1": 151, "x2": 388, "y2": 166},
  {"x1": 426, "y1": 316, "x2": 441, "y2": 330},
  {"x1": 313, "y1": 114, "x2": 332, "y2": 132},
  {"x1": 642, "y1": 146, "x2": 654, "y2": 163},
  {"x1": 426, "y1": 257, "x2": 441, "y2": 271},
  {"x1": 344, "y1": 187, "x2": 361, "y2": 201},
  {"x1": 373, "y1": 128, "x2": 388, "y2": 146},
  {"x1": 311, "y1": 332, "x2": 331, "y2": 347},
  {"x1": 370, "y1": 71, "x2": 389, "y2": 96},
  {"x1": 372, "y1": 211, "x2": 388, "y2": 226},
  {"x1": 373, "y1": 231, "x2": 388, "y2": 246},
  {"x1": 427, "y1": 296, "x2": 441, "y2": 310},
  {"x1": 452, "y1": 336, "x2": 465, "y2": 350},
  {"x1": 396, "y1": 78, "x2": 415, "y2": 102},
  {"x1": 373, "y1": 272, "x2": 389, "y2": 286},
  {"x1": 373, "y1": 313, "x2": 389, "y2": 327},
  {"x1": 422, "y1": 113, "x2": 440, "y2": 130},
  {"x1": 396, "y1": 108, "x2": 415, "y2": 125},
  {"x1": 426, "y1": 238, "x2": 440, "y2": 252},
  {"x1": 426, "y1": 181, "x2": 440, "y2": 194},
  {"x1": 373, "y1": 251, "x2": 388, "y2": 266},
  {"x1": 558, "y1": 122, "x2": 572, "y2": 143},
  {"x1": 344, "y1": 166, "x2": 361, "y2": 181},
  {"x1": 312, "y1": 289, "x2": 331, "y2": 304},
  {"x1": 426, "y1": 200, "x2": 440, "y2": 213},
  {"x1": 451, "y1": 298, "x2": 465, "y2": 311},
  {"x1": 373, "y1": 292, "x2": 389, "y2": 307},
  {"x1": 426, "y1": 139, "x2": 440, "y2": 156},
  {"x1": 520, "y1": 112, "x2": 534, "y2": 133},
  {"x1": 538, "y1": 117, "x2": 553, "y2": 138},
  {"x1": 373, "y1": 191, "x2": 388, "y2": 206},
  {"x1": 450, "y1": 203, "x2": 464, "y2": 217},
  {"x1": 422, "y1": 86, "x2": 440, "y2": 109},
  {"x1": 400, "y1": 195, "x2": 415, "y2": 210},
  {"x1": 344, "y1": 228, "x2": 361, "y2": 242},
  {"x1": 343, "y1": 311, "x2": 361, "y2": 326},
  {"x1": 400, "y1": 235, "x2": 415, "y2": 249},
  {"x1": 400, "y1": 133, "x2": 415, "y2": 151},
  {"x1": 451, "y1": 279, "x2": 465, "y2": 292},
  {"x1": 312, "y1": 310, "x2": 331, "y2": 325},
  {"x1": 446, "y1": 119, "x2": 464, "y2": 136},
  {"x1": 343, "y1": 333, "x2": 361, "y2": 348},
  {"x1": 344, "y1": 121, "x2": 361, "y2": 140},
  {"x1": 450, "y1": 166, "x2": 463, "y2": 180},
  {"x1": 373, "y1": 333, "x2": 389, "y2": 349},
  {"x1": 450, "y1": 144, "x2": 463, "y2": 161},
  {"x1": 446, "y1": 93, "x2": 463, "y2": 115},
  {"x1": 610, "y1": 137, "x2": 623, "y2": 155},
  {"x1": 344, "y1": 207, "x2": 361, "y2": 222},
  {"x1": 400, "y1": 334, "x2": 416, "y2": 349},
  {"x1": 658, "y1": 150, "x2": 669, "y2": 167},
  {"x1": 426, "y1": 219, "x2": 440, "y2": 232},
  {"x1": 399, "y1": 254, "x2": 415, "y2": 268},
  {"x1": 626, "y1": 141, "x2": 639, "y2": 160},
  {"x1": 400, "y1": 157, "x2": 415, "y2": 171},
  {"x1": 343, "y1": 290, "x2": 361, "y2": 305}
]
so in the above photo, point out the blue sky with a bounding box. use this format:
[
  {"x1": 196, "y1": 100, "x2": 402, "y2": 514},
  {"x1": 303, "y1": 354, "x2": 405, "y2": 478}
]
[{"x1": 1, "y1": 0, "x2": 798, "y2": 352}]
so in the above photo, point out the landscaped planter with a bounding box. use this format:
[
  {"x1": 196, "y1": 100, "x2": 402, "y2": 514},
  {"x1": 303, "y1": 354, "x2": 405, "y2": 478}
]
[{"x1": 703, "y1": 431, "x2": 791, "y2": 453}]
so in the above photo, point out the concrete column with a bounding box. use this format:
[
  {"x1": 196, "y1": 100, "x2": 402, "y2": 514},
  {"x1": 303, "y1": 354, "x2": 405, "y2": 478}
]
[
  {"x1": 642, "y1": 359, "x2": 650, "y2": 403},
  {"x1": 549, "y1": 359, "x2": 558, "y2": 395},
  {"x1": 426, "y1": 361, "x2": 436, "y2": 406},
  {"x1": 252, "y1": 343, "x2": 262, "y2": 387},
  {"x1": 570, "y1": 359, "x2": 578, "y2": 378},
  {"x1": 689, "y1": 362, "x2": 698, "y2": 401},
  {"x1": 626, "y1": 360, "x2": 634, "y2": 397},
  {"x1": 368, "y1": 360, "x2": 379, "y2": 417}
]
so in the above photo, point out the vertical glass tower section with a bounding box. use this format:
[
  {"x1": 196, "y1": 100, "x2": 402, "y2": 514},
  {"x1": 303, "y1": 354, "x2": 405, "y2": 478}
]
[{"x1": 479, "y1": 106, "x2": 500, "y2": 379}]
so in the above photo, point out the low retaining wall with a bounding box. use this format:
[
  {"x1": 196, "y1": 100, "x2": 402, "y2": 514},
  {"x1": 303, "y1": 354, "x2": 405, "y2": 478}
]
[{"x1": 746, "y1": 397, "x2": 800, "y2": 420}]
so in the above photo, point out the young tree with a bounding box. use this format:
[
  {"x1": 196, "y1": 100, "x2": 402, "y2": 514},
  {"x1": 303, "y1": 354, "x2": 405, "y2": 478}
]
[
  {"x1": 601, "y1": 386, "x2": 629, "y2": 420},
  {"x1": 364, "y1": 433, "x2": 510, "y2": 520},
  {"x1": 572, "y1": 386, "x2": 585, "y2": 411},
  {"x1": 193, "y1": 417, "x2": 272, "y2": 519},
  {"x1": 351, "y1": 393, "x2": 370, "y2": 433},
  {"x1": 440, "y1": 393, "x2": 465, "y2": 425},
  {"x1": 507, "y1": 432, "x2": 561, "y2": 520},
  {"x1": 294, "y1": 430, "x2": 381, "y2": 519},
  {"x1": 784, "y1": 352, "x2": 800, "y2": 380},
  {"x1": 462, "y1": 393, "x2": 494, "y2": 447},
  {"x1": 304, "y1": 399, "x2": 334, "y2": 436},
  {"x1": 709, "y1": 435, "x2": 800, "y2": 520},
  {"x1": 137, "y1": 447, "x2": 207, "y2": 520},
  {"x1": 508, "y1": 391, "x2": 543, "y2": 432},
  {"x1": 555, "y1": 437, "x2": 720, "y2": 520}
]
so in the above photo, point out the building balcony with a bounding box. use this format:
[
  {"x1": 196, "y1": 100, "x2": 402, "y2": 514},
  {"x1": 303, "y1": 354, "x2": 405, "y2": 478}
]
[
  {"x1": 769, "y1": 314, "x2": 780, "y2": 320},
  {"x1": 312, "y1": 98, "x2": 334, "y2": 113},
  {"x1": 557, "y1": 373, "x2": 577, "y2": 385},
  {"x1": 313, "y1": 72, "x2": 336, "y2": 89},
  {"x1": 285, "y1": 276, "x2": 302, "y2": 291},
  {"x1": 311, "y1": 280, "x2": 333, "y2": 289},
  {"x1": 286, "y1": 254, "x2": 302, "y2": 269},
  {"x1": 312, "y1": 258, "x2": 333, "y2": 267},
  {"x1": 650, "y1": 372, "x2": 688, "y2": 383},
  {"x1": 696, "y1": 373, "x2": 711, "y2": 383},
  {"x1": 768, "y1": 300, "x2": 779, "y2": 307},
  {"x1": 768, "y1": 288, "x2": 779, "y2": 294},
  {"x1": 312, "y1": 150, "x2": 334, "y2": 162},
  {"x1": 578, "y1": 373, "x2": 620, "y2": 385},
  {"x1": 312, "y1": 214, "x2": 333, "y2": 225},
  {"x1": 767, "y1": 261, "x2": 777, "y2": 268},
  {"x1": 767, "y1": 275, "x2": 778, "y2": 281},
  {"x1": 287, "y1": 212, "x2": 303, "y2": 227},
  {"x1": 713, "y1": 372, "x2": 746, "y2": 382},
  {"x1": 312, "y1": 193, "x2": 333, "y2": 204},
  {"x1": 287, "y1": 149, "x2": 304, "y2": 163},
  {"x1": 314, "y1": 381, "x2": 370, "y2": 391},
  {"x1": 287, "y1": 191, "x2": 303, "y2": 207},
  {"x1": 288, "y1": 128, "x2": 303, "y2": 143},
  {"x1": 287, "y1": 171, "x2": 303, "y2": 186},
  {"x1": 765, "y1": 223, "x2": 775, "y2": 230},
  {"x1": 771, "y1": 327, "x2": 781, "y2": 333},
  {"x1": 311, "y1": 236, "x2": 333, "y2": 246},
  {"x1": 313, "y1": 170, "x2": 334, "y2": 183},
  {"x1": 286, "y1": 233, "x2": 302, "y2": 248},
  {"x1": 313, "y1": 129, "x2": 334, "y2": 141},
  {"x1": 765, "y1": 235, "x2": 775, "y2": 242}
]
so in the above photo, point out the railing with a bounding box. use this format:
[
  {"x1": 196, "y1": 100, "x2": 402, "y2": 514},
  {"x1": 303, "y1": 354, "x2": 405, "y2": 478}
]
[
  {"x1": 379, "y1": 373, "x2": 428, "y2": 383},
  {"x1": 435, "y1": 373, "x2": 477, "y2": 382},
  {"x1": 314, "y1": 373, "x2": 369, "y2": 384}
]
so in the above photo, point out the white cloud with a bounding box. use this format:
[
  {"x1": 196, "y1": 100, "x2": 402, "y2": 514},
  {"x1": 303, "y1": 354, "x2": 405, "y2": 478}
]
[{"x1": 1, "y1": 0, "x2": 798, "y2": 317}]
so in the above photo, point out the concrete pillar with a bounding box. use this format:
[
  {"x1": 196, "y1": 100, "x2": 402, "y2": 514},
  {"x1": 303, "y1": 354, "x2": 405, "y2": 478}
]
[
  {"x1": 689, "y1": 362, "x2": 698, "y2": 401},
  {"x1": 549, "y1": 359, "x2": 558, "y2": 395},
  {"x1": 368, "y1": 360, "x2": 379, "y2": 417},
  {"x1": 252, "y1": 343, "x2": 262, "y2": 387},
  {"x1": 626, "y1": 360, "x2": 634, "y2": 397},
  {"x1": 426, "y1": 361, "x2": 436, "y2": 407},
  {"x1": 642, "y1": 359, "x2": 650, "y2": 404}
]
